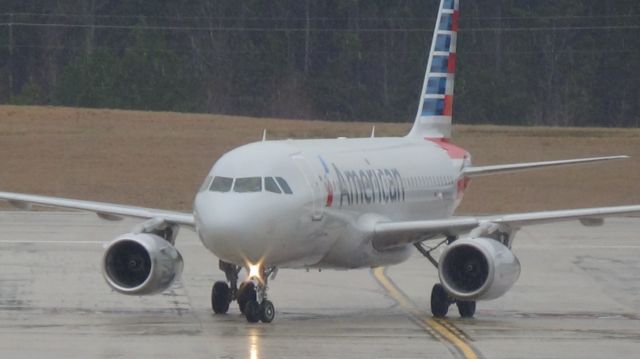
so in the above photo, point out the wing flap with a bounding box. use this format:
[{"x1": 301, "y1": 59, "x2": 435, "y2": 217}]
[
  {"x1": 373, "y1": 217, "x2": 478, "y2": 250},
  {"x1": 373, "y1": 204, "x2": 640, "y2": 250},
  {"x1": 491, "y1": 205, "x2": 640, "y2": 227},
  {"x1": 463, "y1": 156, "x2": 628, "y2": 177},
  {"x1": 0, "y1": 192, "x2": 194, "y2": 227}
]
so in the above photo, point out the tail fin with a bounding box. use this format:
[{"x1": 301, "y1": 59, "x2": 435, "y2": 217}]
[{"x1": 408, "y1": 0, "x2": 459, "y2": 139}]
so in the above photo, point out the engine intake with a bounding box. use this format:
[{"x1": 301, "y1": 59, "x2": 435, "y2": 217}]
[
  {"x1": 102, "y1": 233, "x2": 183, "y2": 295},
  {"x1": 439, "y1": 237, "x2": 520, "y2": 301}
]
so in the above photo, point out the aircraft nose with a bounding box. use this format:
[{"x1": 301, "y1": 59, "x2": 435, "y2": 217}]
[{"x1": 195, "y1": 193, "x2": 274, "y2": 264}]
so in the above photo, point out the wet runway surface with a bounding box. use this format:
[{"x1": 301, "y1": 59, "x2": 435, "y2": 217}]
[{"x1": 0, "y1": 212, "x2": 639, "y2": 358}]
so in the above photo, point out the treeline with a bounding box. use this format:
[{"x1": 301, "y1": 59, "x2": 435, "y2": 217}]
[{"x1": 0, "y1": 0, "x2": 639, "y2": 126}]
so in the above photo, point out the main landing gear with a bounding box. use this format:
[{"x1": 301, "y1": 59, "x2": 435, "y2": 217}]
[
  {"x1": 415, "y1": 239, "x2": 477, "y2": 319},
  {"x1": 211, "y1": 260, "x2": 277, "y2": 323},
  {"x1": 430, "y1": 283, "x2": 476, "y2": 318}
]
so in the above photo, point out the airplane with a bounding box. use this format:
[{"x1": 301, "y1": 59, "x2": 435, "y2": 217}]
[{"x1": 1, "y1": 0, "x2": 640, "y2": 324}]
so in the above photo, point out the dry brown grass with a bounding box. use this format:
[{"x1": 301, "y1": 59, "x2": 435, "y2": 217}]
[{"x1": 1, "y1": 105, "x2": 639, "y2": 214}]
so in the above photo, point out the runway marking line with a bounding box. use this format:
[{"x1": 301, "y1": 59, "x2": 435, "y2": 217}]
[{"x1": 372, "y1": 267, "x2": 482, "y2": 359}]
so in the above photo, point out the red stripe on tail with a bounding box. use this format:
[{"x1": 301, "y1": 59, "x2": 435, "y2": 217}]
[
  {"x1": 452, "y1": 11, "x2": 460, "y2": 32},
  {"x1": 443, "y1": 95, "x2": 454, "y2": 116},
  {"x1": 447, "y1": 53, "x2": 457, "y2": 73}
]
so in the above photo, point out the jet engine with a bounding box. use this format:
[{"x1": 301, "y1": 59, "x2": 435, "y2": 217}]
[
  {"x1": 102, "y1": 233, "x2": 183, "y2": 295},
  {"x1": 438, "y1": 237, "x2": 520, "y2": 301}
]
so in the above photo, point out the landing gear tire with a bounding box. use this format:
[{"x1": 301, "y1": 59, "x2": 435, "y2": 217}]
[
  {"x1": 245, "y1": 300, "x2": 261, "y2": 323},
  {"x1": 238, "y1": 282, "x2": 257, "y2": 314},
  {"x1": 456, "y1": 301, "x2": 476, "y2": 318},
  {"x1": 211, "y1": 281, "x2": 231, "y2": 314},
  {"x1": 260, "y1": 300, "x2": 275, "y2": 323},
  {"x1": 430, "y1": 283, "x2": 450, "y2": 318}
]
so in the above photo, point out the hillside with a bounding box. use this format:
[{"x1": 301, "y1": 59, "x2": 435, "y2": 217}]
[{"x1": 1, "y1": 105, "x2": 639, "y2": 214}]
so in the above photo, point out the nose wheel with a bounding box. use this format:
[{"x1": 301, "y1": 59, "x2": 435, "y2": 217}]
[
  {"x1": 237, "y1": 281, "x2": 257, "y2": 314},
  {"x1": 241, "y1": 265, "x2": 276, "y2": 323},
  {"x1": 213, "y1": 260, "x2": 277, "y2": 323},
  {"x1": 244, "y1": 298, "x2": 275, "y2": 323},
  {"x1": 260, "y1": 300, "x2": 275, "y2": 322}
]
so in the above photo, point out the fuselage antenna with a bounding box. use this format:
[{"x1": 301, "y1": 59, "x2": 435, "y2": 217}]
[
  {"x1": 370, "y1": 126, "x2": 376, "y2": 138},
  {"x1": 262, "y1": 129, "x2": 267, "y2": 142}
]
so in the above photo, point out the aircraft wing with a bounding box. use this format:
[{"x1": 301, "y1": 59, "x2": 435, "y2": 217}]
[
  {"x1": 0, "y1": 191, "x2": 195, "y2": 227},
  {"x1": 463, "y1": 156, "x2": 628, "y2": 177},
  {"x1": 373, "y1": 205, "x2": 640, "y2": 250}
]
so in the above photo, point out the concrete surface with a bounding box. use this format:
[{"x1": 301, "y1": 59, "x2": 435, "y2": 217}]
[{"x1": 0, "y1": 211, "x2": 638, "y2": 359}]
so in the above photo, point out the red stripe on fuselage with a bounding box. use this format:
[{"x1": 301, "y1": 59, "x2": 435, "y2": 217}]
[
  {"x1": 456, "y1": 176, "x2": 471, "y2": 197},
  {"x1": 325, "y1": 182, "x2": 334, "y2": 207}
]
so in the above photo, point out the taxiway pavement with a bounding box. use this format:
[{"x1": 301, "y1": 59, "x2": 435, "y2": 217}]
[{"x1": 0, "y1": 212, "x2": 638, "y2": 359}]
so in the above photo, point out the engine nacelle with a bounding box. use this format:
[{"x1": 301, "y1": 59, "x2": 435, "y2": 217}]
[
  {"x1": 438, "y1": 237, "x2": 520, "y2": 301},
  {"x1": 102, "y1": 233, "x2": 183, "y2": 295}
]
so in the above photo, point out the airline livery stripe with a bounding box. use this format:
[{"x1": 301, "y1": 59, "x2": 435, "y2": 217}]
[
  {"x1": 444, "y1": 95, "x2": 454, "y2": 116},
  {"x1": 447, "y1": 53, "x2": 457, "y2": 73},
  {"x1": 452, "y1": 11, "x2": 460, "y2": 31},
  {"x1": 443, "y1": 0, "x2": 455, "y2": 10},
  {"x1": 409, "y1": 0, "x2": 459, "y2": 138}
]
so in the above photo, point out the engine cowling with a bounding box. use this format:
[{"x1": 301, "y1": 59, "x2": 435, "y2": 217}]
[
  {"x1": 102, "y1": 233, "x2": 183, "y2": 295},
  {"x1": 438, "y1": 237, "x2": 520, "y2": 301}
]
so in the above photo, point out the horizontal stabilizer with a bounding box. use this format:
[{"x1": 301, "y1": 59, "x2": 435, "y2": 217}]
[{"x1": 463, "y1": 156, "x2": 629, "y2": 177}]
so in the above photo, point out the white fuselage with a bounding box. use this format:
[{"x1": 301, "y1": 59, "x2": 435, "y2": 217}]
[{"x1": 193, "y1": 136, "x2": 471, "y2": 270}]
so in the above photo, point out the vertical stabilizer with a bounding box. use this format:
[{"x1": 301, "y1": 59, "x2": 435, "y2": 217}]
[{"x1": 408, "y1": 0, "x2": 459, "y2": 139}]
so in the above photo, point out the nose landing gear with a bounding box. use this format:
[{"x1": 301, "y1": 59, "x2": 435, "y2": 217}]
[
  {"x1": 211, "y1": 260, "x2": 277, "y2": 323},
  {"x1": 241, "y1": 265, "x2": 276, "y2": 323},
  {"x1": 244, "y1": 297, "x2": 275, "y2": 323}
]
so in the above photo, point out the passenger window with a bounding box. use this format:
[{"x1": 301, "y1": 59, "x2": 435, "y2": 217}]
[
  {"x1": 275, "y1": 177, "x2": 293, "y2": 194},
  {"x1": 265, "y1": 177, "x2": 281, "y2": 194},
  {"x1": 199, "y1": 176, "x2": 213, "y2": 192},
  {"x1": 210, "y1": 176, "x2": 233, "y2": 192},
  {"x1": 234, "y1": 177, "x2": 262, "y2": 193}
]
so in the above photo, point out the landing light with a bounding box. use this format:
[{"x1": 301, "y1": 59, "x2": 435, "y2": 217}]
[{"x1": 248, "y1": 263, "x2": 261, "y2": 279}]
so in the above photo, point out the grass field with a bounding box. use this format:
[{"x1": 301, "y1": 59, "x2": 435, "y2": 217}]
[{"x1": 1, "y1": 105, "x2": 639, "y2": 214}]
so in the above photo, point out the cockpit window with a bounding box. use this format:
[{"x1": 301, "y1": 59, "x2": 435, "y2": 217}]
[
  {"x1": 264, "y1": 177, "x2": 281, "y2": 194},
  {"x1": 210, "y1": 176, "x2": 233, "y2": 192},
  {"x1": 275, "y1": 177, "x2": 293, "y2": 194},
  {"x1": 234, "y1": 177, "x2": 262, "y2": 193},
  {"x1": 199, "y1": 176, "x2": 213, "y2": 192}
]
